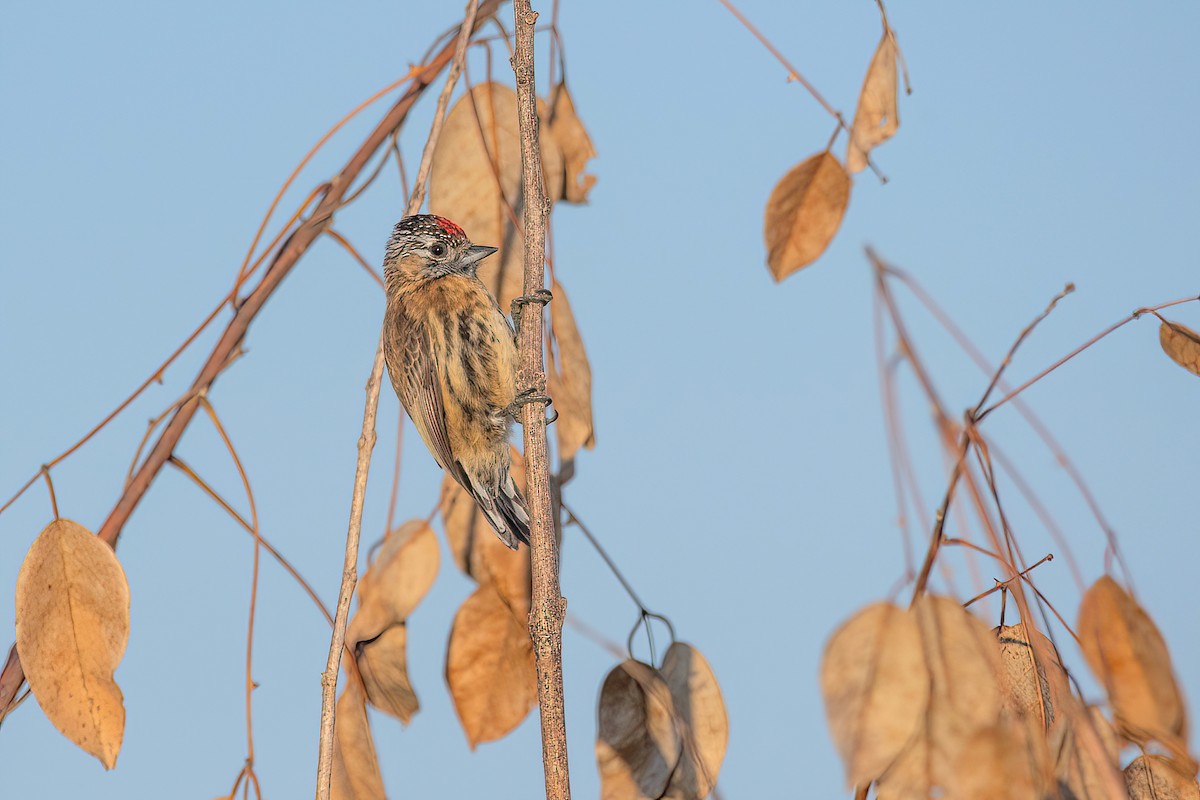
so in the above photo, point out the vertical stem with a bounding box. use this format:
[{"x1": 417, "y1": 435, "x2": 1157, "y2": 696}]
[
  {"x1": 313, "y1": 340, "x2": 385, "y2": 799},
  {"x1": 512, "y1": 1, "x2": 571, "y2": 798}
]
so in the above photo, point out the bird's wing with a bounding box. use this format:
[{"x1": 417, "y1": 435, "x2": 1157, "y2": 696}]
[{"x1": 389, "y1": 306, "x2": 461, "y2": 482}]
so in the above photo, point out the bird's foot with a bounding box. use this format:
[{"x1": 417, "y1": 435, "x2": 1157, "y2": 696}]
[
  {"x1": 508, "y1": 387, "x2": 558, "y2": 425},
  {"x1": 510, "y1": 288, "x2": 553, "y2": 330}
]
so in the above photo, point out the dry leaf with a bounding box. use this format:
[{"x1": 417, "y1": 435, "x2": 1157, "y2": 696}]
[
  {"x1": 659, "y1": 642, "x2": 729, "y2": 800},
  {"x1": 445, "y1": 583, "x2": 537, "y2": 748},
  {"x1": 430, "y1": 82, "x2": 570, "y2": 312},
  {"x1": 1160, "y1": 320, "x2": 1200, "y2": 377},
  {"x1": 352, "y1": 520, "x2": 439, "y2": 634},
  {"x1": 596, "y1": 659, "x2": 681, "y2": 800},
  {"x1": 1053, "y1": 703, "x2": 1128, "y2": 800},
  {"x1": 1126, "y1": 755, "x2": 1200, "y2": 800},
  {"x1": 1078, "y1": 576, "x2": 1188, "y2": 752},
  {"x1": 821, "y1": 602, "x2": 928, "y2": 787},
  {"x1": 995, "y1": 624, "x2": 1070, "y2": 733},
  {"x1": 847, "y1": 30, "x2": 900, "y2": 173},
  {"x1": 14, "y1": 519, "x2": 129, "y2": 769},
  {"x1": 355, "y1": 625, "x2": 418, "y2": 725},
  {"x1": 331, "y1": 678, "x2": 386, "y2": 800},
  {"x1": 546, "y1": 81, "x2": 597, "y2": 204},
  {"x1": 763, "y1": 151, "x2": 851, "y2": 281},
  {"x1": 945, "y1": 719, "x2": 1047, "y2": 800},
  {"x1": 546, "y1": 280, "x2": 595, "y2": 462},
  {"x1": 440, "y1": 448, "x2": 532, "y2": 619},
  {"x1": 346, "y1": 520, "x2": 439, "y2": 723},
  {"x1": 877, "y1": 596, "x2": 1004, "y2": 799}
]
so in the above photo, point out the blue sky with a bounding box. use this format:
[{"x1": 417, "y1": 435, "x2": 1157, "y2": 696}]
[{"x1": 1, "y1": 1, "x2": 1197, "y2": 797}]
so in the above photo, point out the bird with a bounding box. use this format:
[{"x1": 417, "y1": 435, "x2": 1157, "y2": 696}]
[{"x1": 381, "y1": 214, "x2": 531, "y2": 549}]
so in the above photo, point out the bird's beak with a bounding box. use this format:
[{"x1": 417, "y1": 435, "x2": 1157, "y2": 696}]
[{"x1": 462, "y1": 245, "x2": 499, "y2": 266}]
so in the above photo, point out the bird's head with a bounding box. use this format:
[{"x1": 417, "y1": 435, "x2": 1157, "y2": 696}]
[{"x1": 383, "y1": 214, "x2": 498, "y2": 286}]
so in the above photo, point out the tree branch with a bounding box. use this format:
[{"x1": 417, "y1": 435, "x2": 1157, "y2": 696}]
[{"x1": 512, "y1": 1, "x2": 572, "y2": 797}]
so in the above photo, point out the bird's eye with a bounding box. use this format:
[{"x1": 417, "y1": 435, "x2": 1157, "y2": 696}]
[{"x1": 430, "y1": 244, "x2": 447, "y2": 257}]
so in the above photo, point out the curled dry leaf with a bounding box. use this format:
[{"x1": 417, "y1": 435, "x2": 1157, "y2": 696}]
[
  {"x1": 847, "y1": 29, "x2": 900, "y2": 173},
  {"x1": 355, "y1": 625, "x2": 418, "y2": 725},
  {"x1": 445, "y1": 582, "x2": 537, "y2": 748},
  {"x1": 331, "y1": 678, "x2": 386, "y2": 800},
  {"x1": 546, "y1": 280, "x2": 595, "y2": 463},
  {"x1": 346, "y1": 519, "x2": 439, "y2": 724},
  {"x1": 1160, "y1": 320, "x2": 1200, "y2": 377},
  {"x1": 877, "y1": 596, "x2": 1004, "y2": 799},
  {"x1": 14, "y1": 519, "x2": 129, "y2": 769},
  {"x1": 1078, "y1": 576, "x2": 1188, "y2": 752},
  {"x1": 440, "y1": 447, "x2": 532, "y2": 618},
  {"x1": 596, "y1": 659, "x2": 681, "y2": 800},
  {"x1": 659, "y1": 642, "x2": 729, "y2": 800},
  {"x1": 1126, "y1": 755, "x2": 1200, "y2": 800},
  {"x1": 430, "y1": 82, "x2": 594, "y2": 312},
  {"x1": 820, "y1": 602, "x2": 928, "y2": 787},
  {"x1": 763, "y1": 151, "x2": 851, "y2": 281},
  {"x1": 546, "y1": 81, "x2": 598, "y2": 204}
]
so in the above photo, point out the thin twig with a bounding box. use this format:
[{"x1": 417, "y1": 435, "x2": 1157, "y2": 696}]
[
  {"x1": 325, "y1": 229, "x2": 385, "y2": 288},
  {"x1": 167, "y1": 456, "x2": 332, "y2": 625},
  {"x1": 972, "y1": 284, "x2": 1074, "y2": 416},
  {"x1": 962, "y1": 553, "x2": 1053, "y2": 608},
  {"x1": 314, "y1": 2, "x2": 488, "y2": 797},
  {"x1": 198, "y1": 397, "x2": 262, "y2": 787},
  {"x1": 39, "y1": 469, "x2": 59, "y2": 520},
  {"x1": 385, "y1": 410, "x2": 405, "y2": 536},
  {"x1": 716, "y1": 0, "x2": 887, "y2": 180},
  {"x1": 562, "y1": 503, "x2": 646, "y2": 610},
  {"x1": 512, "y1": 0, "x2": 572, "y2": 795},
  {"x1": 716, "y1": 0, "x2": 843, "y2": 123},
  {"x1": 978, "y1": 293, "x2": 1200, "y2": 420}
]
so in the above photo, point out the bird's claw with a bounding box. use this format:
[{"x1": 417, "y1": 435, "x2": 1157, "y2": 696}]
[
  {"x1": 508, "y1": 387, "x2": 557, "y2": 425},
  {"x1": 510, "y1": 288, "x2": 553, "y2": 330}
]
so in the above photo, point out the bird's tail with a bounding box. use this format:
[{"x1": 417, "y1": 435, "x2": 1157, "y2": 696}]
[{"x1": 467, "y1": 469, "x2": 531, "y2": 550}]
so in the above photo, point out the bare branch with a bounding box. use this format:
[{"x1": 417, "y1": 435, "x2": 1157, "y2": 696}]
[{"x1": 512, "y1": 0, "x2": 572, "y2": 796}]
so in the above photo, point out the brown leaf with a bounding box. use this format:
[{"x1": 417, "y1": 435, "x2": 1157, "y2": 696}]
[
  {"x1": 995, "y1": 624, "x2": 1070, "y2": 733},
  {"x1": 877, "y1": 596, "x2": 1004, "y2": 799},
  {"x1": 346, "y1": 519, "x2": 439, "y2": 723},
  {"x1": 1160, "y1": 320, "x2": 1200, "y2": 377},
  {"x1": 763, "y1": 151, "x2": 851, "y2": 281},
  {"x1": 659, "y1": 642, "x2": 729, "y2": 800},
  {"x1": 1053, "y1": 703, "x2": 1128, "y2": 800},
  {"x1": 944, "y1": 718, "x2": 1048, "y2": 800},
  {"x1": 14, "y1": 519, "x2": 129, "y2": 769},
  {"x1": 596, "y1": 659, "x2": 681, "y2": 800},
  {"x1": 352, "y1": 520, "x2": 439, "y2": 634},
  {"x1": 331, "y1": 678, "x2": 386, "y2": 800},
  {"x1": 440, "y1": 447, "x2": 532, "y2": 618},
  {"x1": 847, "y1": 30, "x2": 900, "y2": 173},
  {"x1": 546, "y1": 280, "x2": 595, "y2": 463},
  {"x1": 355, "y1": 625, "x2": 418, "y2": 725},
  {"x1": 445, "y1": 583, "x2": 537, "y2": 748},
  {"x1": 546, "y1": 81, "x2": 597, "y2": 204},
  {"x1": 430, "y1": 82, "x2": 569, "y2": 312},
  {"x1": 1078, "y1": 576, "x2": 1188, "y2": 752},
  {"x1": 821, "y1": 602, "x2": 928, "y2": 787},
  {"x1": 1126, "y1": 755, "x2": 1200, "y2": 800}
]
